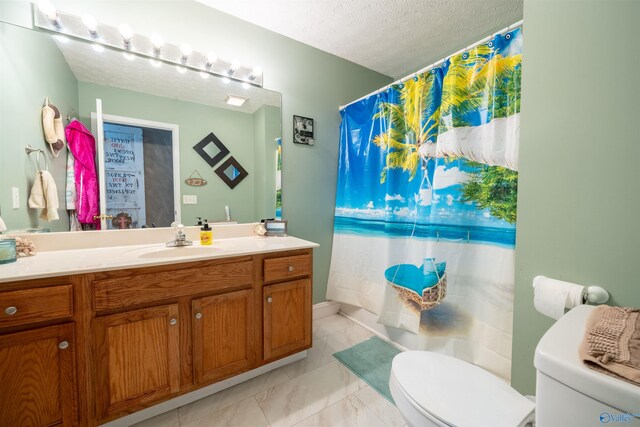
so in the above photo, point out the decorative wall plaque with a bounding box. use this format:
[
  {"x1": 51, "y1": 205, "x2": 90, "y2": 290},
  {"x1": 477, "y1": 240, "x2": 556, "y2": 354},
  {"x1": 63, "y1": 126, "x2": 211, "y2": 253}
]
[{"x1": 185, "y1": 170, "x2": 207, "y2": 186}]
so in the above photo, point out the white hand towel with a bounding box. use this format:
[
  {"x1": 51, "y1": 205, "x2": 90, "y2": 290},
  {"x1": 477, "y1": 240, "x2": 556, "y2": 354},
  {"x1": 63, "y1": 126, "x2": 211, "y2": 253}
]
[
  {"x1": 28, "y1": 170, "x2": 60, "y2": 221},
  {"x1": 0, "y1": 216, "x2": 6, "y2": 232}
]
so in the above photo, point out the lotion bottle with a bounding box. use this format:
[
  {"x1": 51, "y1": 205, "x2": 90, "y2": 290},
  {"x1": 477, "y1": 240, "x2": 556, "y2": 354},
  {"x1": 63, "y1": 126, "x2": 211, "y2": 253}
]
[{"x1": 200, "y1": 219, "x2": 212, "y2": 245}]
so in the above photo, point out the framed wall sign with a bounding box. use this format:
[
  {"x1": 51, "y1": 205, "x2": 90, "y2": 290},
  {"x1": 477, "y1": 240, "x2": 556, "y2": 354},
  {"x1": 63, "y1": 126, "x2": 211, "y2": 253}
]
[
  {"x1": 293, "y1": 115, "x2": 315, "y2": 145},
  {"x1": 264, "y1": 219, "x2": 288, "y2": 236}
]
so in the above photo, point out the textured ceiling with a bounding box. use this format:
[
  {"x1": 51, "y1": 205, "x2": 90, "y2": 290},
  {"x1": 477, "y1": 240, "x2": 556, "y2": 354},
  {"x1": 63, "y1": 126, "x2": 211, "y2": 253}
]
[{"x1": 195, "y1": 0, "x2": 523, "y2": 78}]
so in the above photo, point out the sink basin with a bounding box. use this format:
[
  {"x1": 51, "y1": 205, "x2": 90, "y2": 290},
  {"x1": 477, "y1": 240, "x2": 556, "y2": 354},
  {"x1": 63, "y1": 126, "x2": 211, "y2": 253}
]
[{"x1": 132, "y1": 245, "x2": 224, "y2": 259}]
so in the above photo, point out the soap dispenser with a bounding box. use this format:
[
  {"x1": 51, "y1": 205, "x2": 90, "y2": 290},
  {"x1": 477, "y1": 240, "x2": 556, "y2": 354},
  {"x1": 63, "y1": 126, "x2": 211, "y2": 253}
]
[{"x1": 200, "y1": 219, "x2": 212, "y2": 245}]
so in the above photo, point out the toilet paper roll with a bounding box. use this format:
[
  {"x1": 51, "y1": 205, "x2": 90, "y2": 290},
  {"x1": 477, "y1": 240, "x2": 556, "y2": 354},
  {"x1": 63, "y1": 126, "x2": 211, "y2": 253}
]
[{"x1": 533, "y1": 275, "x2": 585, "y2": 320}]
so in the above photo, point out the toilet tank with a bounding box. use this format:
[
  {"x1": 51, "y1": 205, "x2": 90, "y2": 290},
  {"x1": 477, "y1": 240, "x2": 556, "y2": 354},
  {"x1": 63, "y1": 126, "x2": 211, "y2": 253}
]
[{"x1": 535, "y1": 305, "x2": 640, "y2": 426}]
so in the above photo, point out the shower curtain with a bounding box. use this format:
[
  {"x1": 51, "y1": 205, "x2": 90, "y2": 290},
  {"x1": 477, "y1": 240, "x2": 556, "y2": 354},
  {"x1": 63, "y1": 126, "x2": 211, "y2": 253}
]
[{"x1": 327, "y1": 28, "x2": 522, "y2": 380}]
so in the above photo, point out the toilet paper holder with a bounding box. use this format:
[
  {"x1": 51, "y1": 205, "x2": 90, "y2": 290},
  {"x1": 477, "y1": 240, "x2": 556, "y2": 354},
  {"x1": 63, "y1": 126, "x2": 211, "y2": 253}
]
[{"x1": 583, "y1": 286, "x2": 610, "y2": 304}]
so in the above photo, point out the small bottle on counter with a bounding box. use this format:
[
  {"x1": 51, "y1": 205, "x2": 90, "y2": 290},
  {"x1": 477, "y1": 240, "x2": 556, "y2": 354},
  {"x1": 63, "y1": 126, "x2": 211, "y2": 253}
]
[{"x1": 200, "y1": 219, "x2": 213, "y2": 245}]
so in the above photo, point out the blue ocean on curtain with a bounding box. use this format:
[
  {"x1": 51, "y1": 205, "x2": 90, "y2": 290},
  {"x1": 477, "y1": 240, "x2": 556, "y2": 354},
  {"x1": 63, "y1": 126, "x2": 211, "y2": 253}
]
[{"x1": 328, "y1": 28, "x2": 522, "y2": 379}]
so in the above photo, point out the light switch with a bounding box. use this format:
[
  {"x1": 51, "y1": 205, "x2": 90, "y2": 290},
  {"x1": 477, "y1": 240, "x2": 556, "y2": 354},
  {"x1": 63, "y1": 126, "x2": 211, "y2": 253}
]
[
  {"x1": 11, "y1": 187, "x2": 19, "y2": 209},
  {"x1": 183, "y1": 195, "x2": 197, "y2": 205}
]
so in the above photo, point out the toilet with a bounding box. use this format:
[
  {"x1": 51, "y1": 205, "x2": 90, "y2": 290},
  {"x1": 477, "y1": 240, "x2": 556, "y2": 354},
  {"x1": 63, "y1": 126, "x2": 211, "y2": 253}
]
[
  {"x1": 390, "y1": 305, "x2": 640, "y2": 426},
  {"x1": 390, "y1": 352, "x2": 535, "y2": 427}
]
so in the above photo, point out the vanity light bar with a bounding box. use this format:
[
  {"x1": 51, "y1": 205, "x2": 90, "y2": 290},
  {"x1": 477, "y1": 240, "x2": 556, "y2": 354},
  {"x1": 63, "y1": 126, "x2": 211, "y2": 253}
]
[{"x1": 33, "y1": 1, "x2": 264, "y2": 87}]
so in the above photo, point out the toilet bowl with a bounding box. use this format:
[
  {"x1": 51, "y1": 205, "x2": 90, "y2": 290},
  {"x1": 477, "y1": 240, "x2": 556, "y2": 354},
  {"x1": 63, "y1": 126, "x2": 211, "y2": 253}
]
[
  {"x1": 390, "y1": 306, "x2": 640, "y2": 427},
  {"x1": 390, "y1": 351, "x2": 535, "y2": 427}
]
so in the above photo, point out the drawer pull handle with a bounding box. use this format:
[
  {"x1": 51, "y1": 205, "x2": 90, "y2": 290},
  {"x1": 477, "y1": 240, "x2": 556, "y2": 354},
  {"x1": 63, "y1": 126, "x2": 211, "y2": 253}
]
[
  {"x1": 288, "y1": 266, "x2": 294, "y2": 272},
  {"x1": 267, "y1": 297, "x2": 273, "y2": 304},
  {"x1": 58, "y1": 341, "x2": 69, "y2": 350},
  {"x1": 170, "y1": 318, "x2": 177, "y2": 326},
  {"x1": 4, "y1": 306, "x2": 17, "y2": 316},
  {"x1": 195, "y1": 312, "x2": 202, "y2": 320}
]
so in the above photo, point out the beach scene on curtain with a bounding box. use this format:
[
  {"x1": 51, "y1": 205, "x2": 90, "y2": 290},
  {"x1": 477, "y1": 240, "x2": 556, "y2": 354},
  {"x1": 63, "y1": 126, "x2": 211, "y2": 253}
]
[{"x1": 328, "y1": 28, "x2": 522, "y2": 380}]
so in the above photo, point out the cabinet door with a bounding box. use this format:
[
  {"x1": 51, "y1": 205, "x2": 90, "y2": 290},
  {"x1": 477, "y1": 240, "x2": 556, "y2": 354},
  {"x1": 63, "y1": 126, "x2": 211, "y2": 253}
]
[
  {"x1": 0, "y1": 323, "x2": 76, "y2": 427},
  {"x1": 93, "y1": 304, "x2": 180, "y2": 420},
  {"x1": 192, "y1": 289, "x2": 254, "y2": 384},
  {"x1": 263, "y1": 279, "x2": 311, "y2": 360}
]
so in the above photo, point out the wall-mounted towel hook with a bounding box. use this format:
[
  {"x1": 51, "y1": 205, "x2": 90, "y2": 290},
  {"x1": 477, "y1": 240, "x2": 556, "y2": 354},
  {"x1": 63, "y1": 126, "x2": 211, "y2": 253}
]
[
  {"x1": 25, "y1": 145, "x2": 44, "y2": 155},
  {"x1": 584, "y1": 286, "x2": 609, "y2": 304},
  {"x1": 66, "y1": 109, "x2": 76, "y2": 123},
  {"x1": 25, "y1": 145, "x2": 48, "y2": 171}
]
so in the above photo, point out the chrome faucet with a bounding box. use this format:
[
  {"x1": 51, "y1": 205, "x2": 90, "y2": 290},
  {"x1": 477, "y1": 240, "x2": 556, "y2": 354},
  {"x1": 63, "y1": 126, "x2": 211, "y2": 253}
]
[{"x1": 166, "y1": 223, "x2": 193, "y2": 247}]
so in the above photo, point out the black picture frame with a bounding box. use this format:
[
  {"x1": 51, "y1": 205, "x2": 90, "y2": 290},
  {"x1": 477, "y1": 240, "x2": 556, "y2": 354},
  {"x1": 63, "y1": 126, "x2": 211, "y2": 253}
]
[
  {"x1": 214, "y1": 156, "x2": 249, "y2": 189},
  {"x1": 193, "y1": 132, "x2": 230, "y2": 167},
  {"x1": 293, "y1": 115, "x2": 314, "y2": 145}
]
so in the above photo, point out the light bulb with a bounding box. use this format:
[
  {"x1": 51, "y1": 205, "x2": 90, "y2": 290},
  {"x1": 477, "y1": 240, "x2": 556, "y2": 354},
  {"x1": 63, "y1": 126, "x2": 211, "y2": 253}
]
[
  {"x1": 199, "y1": 72, "x2": 210, "y2": 79},
  {"x1": 180, "y1": 43, "x2": 192, "y2": 57},
  {"x1": 222, "y1": 77, "x2": 230, "y2": 84},
  {"x1": 150, "y1": 33, "x2": 163, "y2": 48},
  {"x1": 150, "y1": 59, "x2": 162, "y2": 68},
  {"x1": 91, "y1": 43, "x2": 104, "y2": 53},
  {"x1": 119, "y1": 24, "x2": 133, "y2": 42},
  {"x1": 206, "y1": 52, "x2": 217, "y2": 67},
  {"x1": 242, "y1": 82, "x2": 250, "y2": 89},
  {"x1": 123, "y1": 52, "x2": 135, "y2": 61},
  {"x1": 37, "y1": 0, "x2": 58, "y2": 21},
  {"x1": 82, "y1": 14, "x2": 98, "y2": 33},
  {"x1": 249, "y1": 66, "x2": 262, "y2": 81},
  {"x1": 176, "y1": 66, "x2": 187, "y2": 74},
  {"x1": 231, "y1": 59, "x2": 240, "y2": 70}
]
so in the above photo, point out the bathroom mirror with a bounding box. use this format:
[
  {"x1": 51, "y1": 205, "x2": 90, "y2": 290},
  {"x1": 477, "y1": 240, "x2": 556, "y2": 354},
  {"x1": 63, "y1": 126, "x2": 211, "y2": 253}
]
[{"x1": 0, "y1": 20, "x2": 282, "y2": 233}]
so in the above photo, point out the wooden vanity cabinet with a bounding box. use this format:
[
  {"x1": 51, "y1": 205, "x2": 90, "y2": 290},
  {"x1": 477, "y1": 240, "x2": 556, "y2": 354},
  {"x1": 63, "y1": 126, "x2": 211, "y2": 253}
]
[
  {"x1": 0, "y1": 323, "x2": 77, "y2": 427},
  {"x1": 0, "y1": 277, "x2": 77, "y2": 427},
  {"x1": 0, "y1": 248, "x2": 313, "y2": 427},
  {"x1": 263, "y1": 279, "x2": 312, "y2": 360},
  {"x1": 92, "y1": 304, "x2": 181, "y2": 420},
  {"x1": 263, "y1": 253, "x2": 313, "y2": 361},
  {"x1": 192, "y1": 289, "x2": 255, "y2": 384}
]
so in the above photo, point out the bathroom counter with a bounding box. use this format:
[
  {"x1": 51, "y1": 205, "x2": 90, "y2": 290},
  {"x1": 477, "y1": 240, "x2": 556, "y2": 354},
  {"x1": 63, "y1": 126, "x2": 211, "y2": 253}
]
[{"x1": 0, "y1": 235, "x2": 319, "y2": 283}]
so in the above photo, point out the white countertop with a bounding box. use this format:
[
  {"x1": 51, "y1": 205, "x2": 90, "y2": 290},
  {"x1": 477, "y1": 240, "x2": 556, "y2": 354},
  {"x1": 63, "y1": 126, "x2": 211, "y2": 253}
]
[{"x1": 0, "y1": 236, "x2": 318, "y2": 283}]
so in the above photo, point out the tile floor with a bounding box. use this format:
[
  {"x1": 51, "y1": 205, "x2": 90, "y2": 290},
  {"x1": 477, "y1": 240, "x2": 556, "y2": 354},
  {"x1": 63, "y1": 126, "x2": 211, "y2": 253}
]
[{"x1": 132, "y1": 314, "x2": 407, "y2": 427}]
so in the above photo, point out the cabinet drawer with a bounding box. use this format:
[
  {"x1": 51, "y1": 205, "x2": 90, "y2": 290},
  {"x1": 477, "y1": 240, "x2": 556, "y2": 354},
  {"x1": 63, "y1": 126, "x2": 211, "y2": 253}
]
[
  {"x1": 263, "y1": 254, "x2": 312, "y2": 284},
  {"x1": 93, "y1": 260, "x2": 253, "y2": 311},
  {"x1": 0, "y1": 285, "x2": 73, "y2": 328}
]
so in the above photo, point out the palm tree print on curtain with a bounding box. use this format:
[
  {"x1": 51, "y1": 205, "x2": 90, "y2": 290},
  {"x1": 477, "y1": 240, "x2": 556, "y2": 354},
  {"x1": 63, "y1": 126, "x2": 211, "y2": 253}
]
[{"x1": 327, "y1": 27, "x2": 522, "y2": 381}]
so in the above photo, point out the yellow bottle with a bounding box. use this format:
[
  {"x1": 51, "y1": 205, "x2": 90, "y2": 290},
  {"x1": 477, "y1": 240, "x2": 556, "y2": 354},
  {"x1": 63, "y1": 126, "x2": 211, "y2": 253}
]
[{"x1": 200, "y1": 220, "x2": 213, "y2": 245}]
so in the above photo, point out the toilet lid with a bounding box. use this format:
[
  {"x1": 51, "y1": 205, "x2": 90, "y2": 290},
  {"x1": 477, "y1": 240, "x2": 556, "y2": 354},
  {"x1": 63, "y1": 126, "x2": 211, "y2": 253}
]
[{"x1": 392, "y1": 352, "x2": 535, "y2": 427}]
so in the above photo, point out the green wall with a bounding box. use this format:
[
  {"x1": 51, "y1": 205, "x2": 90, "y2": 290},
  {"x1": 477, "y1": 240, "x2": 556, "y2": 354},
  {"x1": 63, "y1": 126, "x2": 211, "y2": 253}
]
[
  {"x1": 78, "y1": 82, "x2": 260, "y2": 224},
  {"x1": 512, "y1": 0, "x2": 640, "y2": 394},
  {"x1": 0, "y1": 22, "x2": 78, "y2": 232},
  {"x1": 54, "y1": 0, "x2": 392, "y2": 304},
  {"x1": 252, "y1": 105, "x2": 280, "y2": 220}
]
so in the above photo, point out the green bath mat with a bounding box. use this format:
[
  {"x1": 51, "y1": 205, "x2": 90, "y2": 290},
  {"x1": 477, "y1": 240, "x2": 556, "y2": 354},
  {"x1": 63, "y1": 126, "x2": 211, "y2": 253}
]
[{"x1": 333, "y1": 336, "x2": 401, "y2": 403}]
